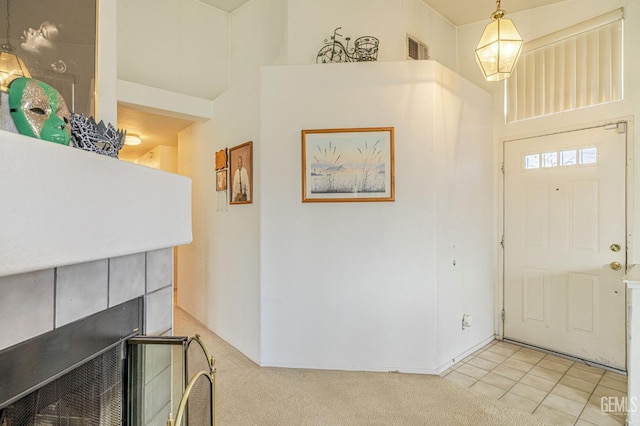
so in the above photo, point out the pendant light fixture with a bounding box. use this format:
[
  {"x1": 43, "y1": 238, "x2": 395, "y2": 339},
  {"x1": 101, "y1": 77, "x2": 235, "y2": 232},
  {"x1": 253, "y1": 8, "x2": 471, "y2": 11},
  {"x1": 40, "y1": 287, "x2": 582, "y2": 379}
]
[
  {"x1": 475, "y1": 0, "x2": 523, "y2": 82},
  {"x1": 0, "y1": 0, "x2": 31, "y2": 92}
]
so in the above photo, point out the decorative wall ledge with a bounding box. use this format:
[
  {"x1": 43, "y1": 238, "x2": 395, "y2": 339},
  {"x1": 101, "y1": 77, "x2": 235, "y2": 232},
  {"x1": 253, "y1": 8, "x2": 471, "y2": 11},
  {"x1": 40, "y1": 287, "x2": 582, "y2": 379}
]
[{"x1": 0, "y1": 130, "x2": 192, "y2": 277}]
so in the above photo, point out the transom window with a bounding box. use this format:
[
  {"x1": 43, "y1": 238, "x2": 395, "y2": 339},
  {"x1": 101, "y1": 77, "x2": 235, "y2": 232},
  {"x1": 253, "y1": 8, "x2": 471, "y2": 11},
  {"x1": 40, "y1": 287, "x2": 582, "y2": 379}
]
[
  {"x1": 506, "y1": 9, "x2": 624, "y2": 123},
  {"x1": 524, "y1": 146, "x2": 598, "y2": 170}
]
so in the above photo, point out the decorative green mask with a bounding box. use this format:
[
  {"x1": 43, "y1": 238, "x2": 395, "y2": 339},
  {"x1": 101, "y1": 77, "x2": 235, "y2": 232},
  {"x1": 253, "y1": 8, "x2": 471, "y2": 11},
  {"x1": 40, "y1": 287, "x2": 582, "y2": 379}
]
[{"x1": 8, "y1": 77, "x2": 71, "y2": 145}]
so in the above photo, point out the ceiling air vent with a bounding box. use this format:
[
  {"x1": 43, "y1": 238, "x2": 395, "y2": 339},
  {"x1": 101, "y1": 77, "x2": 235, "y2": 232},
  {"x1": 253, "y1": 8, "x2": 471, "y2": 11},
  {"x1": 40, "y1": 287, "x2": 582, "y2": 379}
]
[{"x1": 407, "y1": 35, "x2": 430, "y2": 60}]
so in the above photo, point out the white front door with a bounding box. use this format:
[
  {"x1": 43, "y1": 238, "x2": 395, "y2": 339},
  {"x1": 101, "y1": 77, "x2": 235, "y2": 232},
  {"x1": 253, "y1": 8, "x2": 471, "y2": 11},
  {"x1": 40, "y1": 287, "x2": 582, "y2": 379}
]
[{"x1": 503, "y1": 124, "x2": 627, "y2": 369}]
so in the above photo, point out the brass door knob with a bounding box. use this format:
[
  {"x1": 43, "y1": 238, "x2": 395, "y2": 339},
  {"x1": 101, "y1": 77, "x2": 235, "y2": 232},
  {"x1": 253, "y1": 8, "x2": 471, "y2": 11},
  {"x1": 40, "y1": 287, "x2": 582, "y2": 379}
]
[{"x1": 610, "y1": 261, "x2": 622, "y2": 271}]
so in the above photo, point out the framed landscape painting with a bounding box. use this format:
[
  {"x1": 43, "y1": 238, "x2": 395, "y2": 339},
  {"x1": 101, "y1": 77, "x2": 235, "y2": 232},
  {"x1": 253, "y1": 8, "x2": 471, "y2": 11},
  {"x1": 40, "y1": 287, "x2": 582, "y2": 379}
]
[{"x1": 302, "y1": 127, "x2": 395, "y2": 202}]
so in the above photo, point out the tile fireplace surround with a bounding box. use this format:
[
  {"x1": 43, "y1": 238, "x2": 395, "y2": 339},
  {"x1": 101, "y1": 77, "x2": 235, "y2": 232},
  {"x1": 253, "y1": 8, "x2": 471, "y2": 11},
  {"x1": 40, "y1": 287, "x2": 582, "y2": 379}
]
[
  {"x1": 0, "y1": 248, "x2": 175, "y2": 351},
  {"x1": 0, "y1": 129, "x2": 192, "y2": 420}
]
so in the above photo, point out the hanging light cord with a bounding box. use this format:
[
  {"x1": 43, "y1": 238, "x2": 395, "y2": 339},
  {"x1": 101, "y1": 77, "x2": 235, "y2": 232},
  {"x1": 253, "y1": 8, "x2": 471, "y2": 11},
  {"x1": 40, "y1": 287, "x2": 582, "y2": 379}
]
[
  {"x1": 2, "y1": 0, "x2": 14, "y2": 51},
  {"x1": 491, "y1": 0, "x2": 506, "y2": 20},
  {"x1": 5, "y1": 0, "x2": 9, "y2": 42}
]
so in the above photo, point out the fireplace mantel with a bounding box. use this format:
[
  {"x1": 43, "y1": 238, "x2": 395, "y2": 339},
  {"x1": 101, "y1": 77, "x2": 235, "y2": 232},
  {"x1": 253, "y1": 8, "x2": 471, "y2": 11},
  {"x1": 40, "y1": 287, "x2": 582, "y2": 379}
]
[{"x1": 0, "y1": 130, "x2": 192, "y2": 278}]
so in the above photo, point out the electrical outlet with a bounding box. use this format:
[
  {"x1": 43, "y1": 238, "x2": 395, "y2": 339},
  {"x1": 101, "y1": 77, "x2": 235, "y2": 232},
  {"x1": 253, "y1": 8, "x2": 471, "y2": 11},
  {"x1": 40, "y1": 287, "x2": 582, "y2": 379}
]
[{"x1": 462, "y1": 314, "x2": 472, "y2": 330}]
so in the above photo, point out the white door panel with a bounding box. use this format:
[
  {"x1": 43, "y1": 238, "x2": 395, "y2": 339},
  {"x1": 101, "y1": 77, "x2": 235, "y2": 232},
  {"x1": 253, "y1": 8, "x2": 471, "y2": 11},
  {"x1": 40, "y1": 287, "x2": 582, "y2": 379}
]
[{"x1": 504, "y1": 125, "x2": 626, "y2": 369}]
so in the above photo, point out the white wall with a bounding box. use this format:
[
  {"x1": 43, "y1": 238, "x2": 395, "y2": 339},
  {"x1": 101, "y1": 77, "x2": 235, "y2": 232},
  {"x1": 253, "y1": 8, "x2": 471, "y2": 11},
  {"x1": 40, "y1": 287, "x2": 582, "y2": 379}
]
[
  {"x1": 405, "y1": 0, "x2": 457, "y2": 71},
  {"x1": 286, "y1": 0, "x2": 457, "y2": 70},
  {"x1": 116, "y1": 0, "x2": 458, "y2": 101},
  {"x1": 287, "y1": 0, "x2": 404, "y2": 64},
  {"x1": 230, "y1": 0, "x2": 288, "y2": 86},
  {"x1": 166, "y1": 0, "x2": 491, "y2": 371},
  {"x1": 175, "y1": 60, "x2": 493, "y2": 372},
  {"x1": 259, "y1": 61, "x2": 436, "y2": 372},
  {"x1": 432, "y1": 67, "x2": 495, "y2": 368},
  {"x1": 134, "y1": 145, "x2": 178, "y2": 173},
  {"x1": 117, "y1": 0, "x2": 230, "y2": 100},
  {"x1": 249, "y1": 61, "x2": 490, "y2": 373},
  {"x1": 116, "y1": 80, "x2": 213, "y2": 122},
  {"x1": 177, "y1": 74, "x2": 262, "y2": 363}
]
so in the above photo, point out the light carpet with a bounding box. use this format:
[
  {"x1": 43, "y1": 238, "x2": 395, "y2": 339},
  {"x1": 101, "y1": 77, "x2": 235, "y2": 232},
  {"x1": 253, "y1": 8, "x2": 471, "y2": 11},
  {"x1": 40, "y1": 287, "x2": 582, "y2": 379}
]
[{"x1": 174, "y1": 308, "x2": 553, "y2": 426}]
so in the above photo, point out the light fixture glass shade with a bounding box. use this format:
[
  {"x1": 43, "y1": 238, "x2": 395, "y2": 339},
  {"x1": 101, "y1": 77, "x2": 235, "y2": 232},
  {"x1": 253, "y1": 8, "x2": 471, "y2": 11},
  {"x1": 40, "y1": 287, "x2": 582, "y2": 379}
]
[
  {"x1": 125, "y1": 133, "x2": 142, "y2": 146},
  {"x1": 0, "y1": 47, "x2": 32, "y2": 92},
  {"x1": 475, "y1": 17, "x2": 523, "y2": 82}
]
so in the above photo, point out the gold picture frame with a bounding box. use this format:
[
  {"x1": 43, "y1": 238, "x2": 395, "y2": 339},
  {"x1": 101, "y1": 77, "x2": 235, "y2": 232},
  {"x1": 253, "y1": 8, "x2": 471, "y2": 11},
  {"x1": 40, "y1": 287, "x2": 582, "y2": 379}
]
[
  {"x1": 302, "y1": 127, "x2": 395, "y2": 202},
  {"x1": 216, "y1": 170, "x2": 227, "y2": 192},
  {"x1": 229, "y1": 141, "x2": 253, "y2": 204},
  {"x1": 215, "y1": 149, "x2": 228, "y2": 170}
]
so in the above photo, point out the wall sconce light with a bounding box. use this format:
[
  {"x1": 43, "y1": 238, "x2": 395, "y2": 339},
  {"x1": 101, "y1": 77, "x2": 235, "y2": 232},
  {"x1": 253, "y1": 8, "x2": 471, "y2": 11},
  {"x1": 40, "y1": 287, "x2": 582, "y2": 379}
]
[
  {"x1": 125, "y1": 133, "x2": 142, "y2": 146},
  {"x1": 475, "y1": 0, "x2": 523, "y2": 82},
  {"x1": 0, "y1": 0, "x2": 31, "y2": 92}
]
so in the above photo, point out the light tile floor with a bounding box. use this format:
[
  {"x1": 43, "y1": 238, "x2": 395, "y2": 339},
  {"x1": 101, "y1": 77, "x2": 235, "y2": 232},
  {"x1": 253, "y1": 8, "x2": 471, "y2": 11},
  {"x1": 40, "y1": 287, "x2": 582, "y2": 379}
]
[{"x1": 440, "y1": 340, "x2": 628, "y2": 426}]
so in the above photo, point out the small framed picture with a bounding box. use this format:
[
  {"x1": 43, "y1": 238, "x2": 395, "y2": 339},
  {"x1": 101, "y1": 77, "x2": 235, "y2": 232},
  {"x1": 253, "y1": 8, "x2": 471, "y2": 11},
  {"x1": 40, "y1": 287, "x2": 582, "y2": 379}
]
[
  {"x1": 302, "y1": 127, "x2": 394, "y2": 202},
  {"x1": 229, "y1": 141, "x2": 253, "y2": 204},
  {"x1": 216, "y1": 170, "x2": 227, "y2": 191},
  {"x1": 215, "y1": 149, "x2": 228, "y2": 170}
]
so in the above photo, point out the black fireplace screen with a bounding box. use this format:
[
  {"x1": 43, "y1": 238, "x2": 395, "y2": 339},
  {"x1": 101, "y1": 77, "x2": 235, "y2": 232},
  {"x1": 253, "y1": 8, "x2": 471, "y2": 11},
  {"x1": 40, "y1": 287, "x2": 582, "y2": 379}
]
[{"x1": 0, "y1": 344, "x2": 123, "y2": 425}]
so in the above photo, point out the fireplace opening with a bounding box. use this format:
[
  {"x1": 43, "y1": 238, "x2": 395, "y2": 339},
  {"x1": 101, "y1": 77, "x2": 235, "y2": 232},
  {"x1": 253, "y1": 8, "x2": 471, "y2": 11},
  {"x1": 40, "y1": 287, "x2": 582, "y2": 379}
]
[
  {"x1": 0, "y1": 343, "x2": 124, "y2": 425},
  {"x1": 0, "y1": 298, "x2": 216, "y2": 426},
  {"x1": 0, "y1": 299, "x2": 141, "y2": 425}
]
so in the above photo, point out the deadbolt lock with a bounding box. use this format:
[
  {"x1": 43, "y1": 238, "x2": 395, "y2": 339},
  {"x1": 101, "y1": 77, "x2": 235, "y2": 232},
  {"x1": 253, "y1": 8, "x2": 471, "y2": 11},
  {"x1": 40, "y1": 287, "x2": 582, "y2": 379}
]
[
  {"x1": 610, "y1": 243, "x2": 621, "y2": 252},
  {"x1": 610, "y1": 262, "x2": 622, "y2": 271}
]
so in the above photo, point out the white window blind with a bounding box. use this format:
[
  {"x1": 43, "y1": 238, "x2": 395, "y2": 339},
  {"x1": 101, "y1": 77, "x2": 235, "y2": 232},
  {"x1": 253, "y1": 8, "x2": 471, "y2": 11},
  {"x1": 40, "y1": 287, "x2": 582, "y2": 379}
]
[{"x1": 506, "y1": 9, "x2": 623, "y2": 123}]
